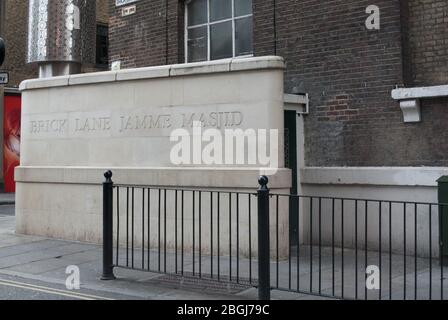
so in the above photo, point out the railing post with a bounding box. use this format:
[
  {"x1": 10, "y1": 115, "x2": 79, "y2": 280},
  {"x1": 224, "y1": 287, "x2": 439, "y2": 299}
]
[
  {"x1": 257, "y1": 175, "x2": 271, "y2": 300},
  {"x1": 101, "y1": 170, "x2": 116, "y2": 280},
  {"x1": 437, "y1": 176, "x2": 448, "y2": 266}
]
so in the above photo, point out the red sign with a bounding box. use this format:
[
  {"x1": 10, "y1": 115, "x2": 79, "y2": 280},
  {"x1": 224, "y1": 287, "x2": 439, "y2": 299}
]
[{"x1": 3, "y1": 94, "x2": 21, "y2": 193}]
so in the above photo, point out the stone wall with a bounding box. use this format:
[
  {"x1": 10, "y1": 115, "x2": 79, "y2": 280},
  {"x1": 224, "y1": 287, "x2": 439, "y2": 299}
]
[
  {"x1": 16, "y1": 57, "x2": 292, "y2": 256},
  {"x1": 300, "y1": 167, "x2": 445, "y2": 258}
]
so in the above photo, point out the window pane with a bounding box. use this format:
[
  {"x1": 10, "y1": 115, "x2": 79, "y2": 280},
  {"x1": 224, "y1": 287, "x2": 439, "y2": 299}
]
[
  {"x1": 210, "y1": 0, "x2": 232, "y2": 22},
  {"x1": 188, "y1": 26, "x2": 208, "y2": 62},
  {"x1": 210, "y1": 21, "x2": 233, "y2": 60},
  {"x1": 235, "y1": 0, "x2": 252, "y2": 17},
  {"x1": 188, "y1": 0, "x2": 207, "y2": 26},
  {"x1": 235, "y1": 17, "x2": 253, "y2": 56}
]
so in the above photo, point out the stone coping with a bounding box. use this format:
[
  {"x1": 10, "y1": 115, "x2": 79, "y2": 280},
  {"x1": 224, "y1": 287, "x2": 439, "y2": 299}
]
[
  {"x1": 19, "y1": 56, "x2": 285, "y2": 91},
  {"x1": 391, "y1": 85, "x2": 448, "y2": 123},
  {"x1": 392, "y1": 84, "x2": 448, "y2": 100},
  {"x1": 301, "y1": 167, "x2": 448, "y2": 187},
  {"x1": 15, "y1": 166, "x2": 292, "y2": 189}
]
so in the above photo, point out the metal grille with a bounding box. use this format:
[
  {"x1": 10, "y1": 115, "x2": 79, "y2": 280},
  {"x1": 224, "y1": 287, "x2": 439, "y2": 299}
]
[
  {"x1": 102, "y1": 172, "x2": 448, "y2": 300},
  {"x1": 148, "y1": 273, "x2": 252, "y2": 295},
  {"x1": 27, "y1": 0, "x2": 96, "y2": 64},
  {"x1": 112, "y1": 187, "x2": 259, "y2": 289},
  {"x1": 270, "y1": 194, "x2": 448, "y2": 300}
]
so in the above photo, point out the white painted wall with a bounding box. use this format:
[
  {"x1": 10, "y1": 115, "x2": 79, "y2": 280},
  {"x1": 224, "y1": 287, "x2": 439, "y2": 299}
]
[{"x1": 296, "y1": 167, "x2": 447, "y2": 258}]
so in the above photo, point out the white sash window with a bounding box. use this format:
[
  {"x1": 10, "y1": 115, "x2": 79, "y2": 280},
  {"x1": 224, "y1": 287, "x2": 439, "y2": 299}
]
[{"x1": 186, "y1": 0, "x2": 253, "y2": 63}]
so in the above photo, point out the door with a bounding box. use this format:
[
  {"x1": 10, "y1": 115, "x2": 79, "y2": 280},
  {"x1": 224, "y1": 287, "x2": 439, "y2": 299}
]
[{"x1": 284, "y1": 110, "x2": 298, "y2": 244}]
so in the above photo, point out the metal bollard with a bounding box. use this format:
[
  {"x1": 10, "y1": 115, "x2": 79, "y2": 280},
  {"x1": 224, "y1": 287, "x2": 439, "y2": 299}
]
[
  {"x1": 437, "y1": 176, "x2": 448, "y2": 267},
  {"x1": 257, "y1": 175, "x2": 271, "y2": 300},
  {"x1": 101, "y1": 170, "x2": 116, "y2": 280}
]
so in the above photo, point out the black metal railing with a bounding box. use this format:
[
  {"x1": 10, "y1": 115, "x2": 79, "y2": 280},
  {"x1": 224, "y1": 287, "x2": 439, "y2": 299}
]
[
  {"x1": 102, "y1": 171, "x2": 263, "y2": 289},
  {"x1": 102, "y1": 171, "x2": 448, "y2": 300},
  {"x1": 269, "y1": 194, "x2": 447, "y2": 300}
]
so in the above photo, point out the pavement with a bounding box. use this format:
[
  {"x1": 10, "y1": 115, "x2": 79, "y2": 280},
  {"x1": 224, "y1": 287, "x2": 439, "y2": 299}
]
[
  {"x1": 0, "y1": 193, "x2": 14, "y2": 205},
  {"x1": 1, "y1": 200, "x2": 445, "y2": 300},
  {"x1": 0, "y1": 202, "x2": 320, "y2": 300},
  {"x1": 0, "y1": 216, "x2": 235, "y2": 300}
]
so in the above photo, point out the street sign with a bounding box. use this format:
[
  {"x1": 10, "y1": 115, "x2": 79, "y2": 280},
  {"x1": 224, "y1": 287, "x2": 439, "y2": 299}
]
[
  {"x1": 116, "y1": 0, "x2": 138, "y2": 7},
  {"x1": 0, "y1": 72, "x2": 9, "y2": 85},
  {"x1": 122, "y1": 5, "x2": 136, "y2": 16}
]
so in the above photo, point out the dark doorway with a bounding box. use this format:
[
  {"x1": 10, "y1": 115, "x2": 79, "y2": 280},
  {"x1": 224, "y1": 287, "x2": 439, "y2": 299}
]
[{"x1": 284, "y1": 110, "x2": 298, "y2": 244}]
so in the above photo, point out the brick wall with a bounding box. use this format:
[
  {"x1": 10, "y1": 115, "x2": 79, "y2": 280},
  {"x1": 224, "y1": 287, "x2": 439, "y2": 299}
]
[
  {"x1": 107, "y1": 0, "x2": 448, "y2": 167},
  {"x1": 402, "y1": 0, "x2": 448, "y2": 166},
  {"x1": 252, "y1": 0, "x2": 448, "y2": 167},
  {"x1": 97, "y1": 0, "x2": 110, "y2": 24},
  {"x1": 2, "y1": 0, "x2": 37, "y2": 87},
  {"x1": 253, "y1": 0, "x2": 276, "y2": 57},
  {"x1": 1, "y1": 0, "x2": 110, "y2": 87},
  {"x1": 109, "y1": 0, "x2": 184, "y2": 69},
  {"x1": 264, "y1": 0, "x2": 407, "y2": 166},
  {"x1": 408, "y1": 0, "x2": 448, "y2": 86}
]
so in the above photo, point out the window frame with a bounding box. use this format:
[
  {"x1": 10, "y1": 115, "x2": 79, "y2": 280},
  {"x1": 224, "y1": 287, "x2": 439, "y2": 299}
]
[{"x1": 184, "y1": 0, "x2": 254, "y2": 63}]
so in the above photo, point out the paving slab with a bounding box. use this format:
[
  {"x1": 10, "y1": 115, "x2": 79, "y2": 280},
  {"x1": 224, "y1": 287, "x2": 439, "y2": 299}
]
[
  {"x1": 5, "y1": 257, "x2": 79, "y2": 275},
  {"x1": 1, "y1": 214, "x2": 447, "y2": 300},
  {"x1": 0, "y1": 194, "x2": 15, "y2": 205}
]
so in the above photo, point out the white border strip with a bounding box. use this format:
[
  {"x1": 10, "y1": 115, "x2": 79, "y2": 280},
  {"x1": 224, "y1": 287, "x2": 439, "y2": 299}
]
[
  {"x1": 15, "y1": 166, "x2": 292, "y2": 189},
  {"x1": 20, "y1": 56, "x2": 285, "y2": 91},
  {"x1": 301, "y1": 167, "x2": 448, "y2": 187}
]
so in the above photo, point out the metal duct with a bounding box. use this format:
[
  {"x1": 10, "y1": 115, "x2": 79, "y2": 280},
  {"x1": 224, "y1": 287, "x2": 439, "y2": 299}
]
[{"x1": 27, "y1": 0, "x2": 96, "y2": 78}]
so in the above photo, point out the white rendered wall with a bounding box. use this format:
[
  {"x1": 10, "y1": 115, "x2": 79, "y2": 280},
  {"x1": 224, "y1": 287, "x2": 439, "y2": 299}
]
[{"x1": 298, "y1": 167, "x2": 448, "y2": 258}]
